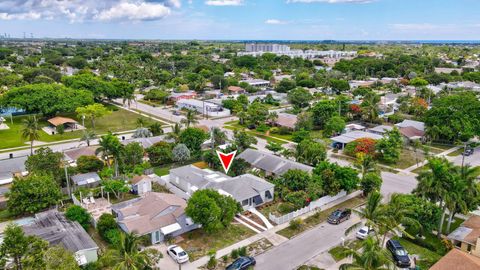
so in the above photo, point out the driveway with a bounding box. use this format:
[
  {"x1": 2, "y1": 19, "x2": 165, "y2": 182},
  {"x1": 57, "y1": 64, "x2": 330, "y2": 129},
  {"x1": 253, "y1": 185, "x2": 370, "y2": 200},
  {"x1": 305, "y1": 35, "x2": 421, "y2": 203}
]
[{"x1": 254, "y1": 216, "x2": 360, "y2": 270}]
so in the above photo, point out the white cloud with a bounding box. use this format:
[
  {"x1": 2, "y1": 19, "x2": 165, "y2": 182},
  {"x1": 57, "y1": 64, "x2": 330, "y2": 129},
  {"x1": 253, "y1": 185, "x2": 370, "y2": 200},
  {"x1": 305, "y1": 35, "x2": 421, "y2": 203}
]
[
  {"x1": 96, "y1": 2, "x2": 170, "y2": 21},
  {"x1": 265, "y1": 19, "x2": 289, "y2": 25},
  {"x1": 287, "y1": 0, "x2": 373, "y2": 3},
  {"x1": 205, "y1": 0, "x2": 244, "y2": 6},
  {"x1": 0, "y1": 0, "x2": 179, "y2": 22},
  {"x1": 389, "y1": 23, "x2": 439, "y2": 31}
]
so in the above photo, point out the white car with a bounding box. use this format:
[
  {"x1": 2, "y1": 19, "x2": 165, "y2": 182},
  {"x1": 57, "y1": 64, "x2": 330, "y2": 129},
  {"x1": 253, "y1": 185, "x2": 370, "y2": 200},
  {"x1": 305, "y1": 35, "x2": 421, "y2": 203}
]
[
  {"x1": 167, "y1": 245, "x2": 189, "y2": 264},
  {"x1": 356, "y1": 226, "x2": 374, "y2": 239}
]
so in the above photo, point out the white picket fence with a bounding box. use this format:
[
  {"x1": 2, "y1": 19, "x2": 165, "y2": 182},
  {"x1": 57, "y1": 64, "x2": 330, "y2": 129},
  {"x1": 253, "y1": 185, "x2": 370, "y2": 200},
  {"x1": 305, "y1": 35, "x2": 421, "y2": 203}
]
[{"x1": 268, "y1": 190, "x2": 350, "y2": 225}]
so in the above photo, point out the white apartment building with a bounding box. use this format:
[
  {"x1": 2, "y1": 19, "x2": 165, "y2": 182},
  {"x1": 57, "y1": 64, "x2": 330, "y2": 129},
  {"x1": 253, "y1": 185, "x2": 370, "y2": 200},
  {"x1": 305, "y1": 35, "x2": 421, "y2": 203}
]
[
  {"x1": 239, "y1": 47, "x2": 357, "y2": 60},
  {"x1": 245, "y1": 43, "x2": 290, "y2": 53},
  {"x1": 176, "y1": 99, "x2": 231, "y2": 117}
]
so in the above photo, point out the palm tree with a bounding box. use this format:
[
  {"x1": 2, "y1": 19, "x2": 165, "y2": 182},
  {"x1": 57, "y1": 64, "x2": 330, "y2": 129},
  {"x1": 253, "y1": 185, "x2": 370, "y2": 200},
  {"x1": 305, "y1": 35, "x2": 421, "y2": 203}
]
[
  {"x1": 181, "y1": 109, "x2": 198, "y2": 128},
  {"x1": 445, "y1": 165, "x2": 478, "y2": 233},
  {"x1": 22, "y1": 116, "x2": 41, "y2": 155},
  {"x1": 414, "y1": 157, "x2": 456, "y2": 238},
  {"x1": 148, "y1": 122, "x2": 164, "y2": 136},
  {"x1": 166, "y1": 123, "x2": 182, "y2": 143},
  {"x1": 237, "y1": 110, "x2": 247, "y2": 125},
  {"x1": 122, "y1": 92, "x2": 136, "y2": 108},
  {"x1": 360, "y1": 93, "x2": 380, "y2": 123},
  {"x1": 136, "y1": 117, "x2": 148, "y2": 128},
  {"x1": 96, "y1": 133, "x2": 123, "y2": 177},
  {"x1": 211, "y1": 127, "x2": 227, "y2": 148},
  {"x1": 346, "y1": 191, "x2": 384, "y2": 238},
  {"x1": 80, "y1": 130, "x2": 97, "y2": 146},
  {"x1": 103, "y1": 232, "x2": 161, "y2": 270},
  {"x1": 267, "y1": 112, "x2": 278, "y2": 125},
  {"x1": 339, "y1": 237, "x2": 394, "y2": 270},
  {"x1": 354, "y1": 153, "x2": 378, "y2": 179}
]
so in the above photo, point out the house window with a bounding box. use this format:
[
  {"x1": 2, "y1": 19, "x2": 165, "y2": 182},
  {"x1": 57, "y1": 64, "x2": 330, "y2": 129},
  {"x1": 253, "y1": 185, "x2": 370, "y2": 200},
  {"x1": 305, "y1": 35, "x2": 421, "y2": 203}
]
[
  {"x1": 265, "y1": 190, "x2": 272, "y2": 199},
  {"x1": 242, "y1": 199, "x2": 249, "y2": 206},
  {"x1": 468, "y1": 244, "x2": 472, "y2": 252}
]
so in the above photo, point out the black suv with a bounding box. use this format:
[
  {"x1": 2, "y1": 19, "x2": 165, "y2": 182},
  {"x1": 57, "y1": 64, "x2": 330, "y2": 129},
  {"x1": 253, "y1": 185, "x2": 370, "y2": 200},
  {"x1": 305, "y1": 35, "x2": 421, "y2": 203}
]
[
  {"x1": 226, "y1": 256, "x2": 256, "y2": 270},
  {"x1": 386, "y1": 239, "x2": 411, "y2": 268},
  {"x1": 327, "y1": 209, "x2": 351, "y2": 224},
  {"x1": 462, "y1": 148, "x2": 474, "y2": 156}
]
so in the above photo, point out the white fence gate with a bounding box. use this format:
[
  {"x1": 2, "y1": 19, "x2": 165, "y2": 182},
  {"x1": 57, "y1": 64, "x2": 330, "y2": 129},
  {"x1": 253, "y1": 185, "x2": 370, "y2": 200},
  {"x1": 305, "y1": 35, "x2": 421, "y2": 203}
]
[{"x1": 269, "y1": 190, "x2": 354, "y2": 225}]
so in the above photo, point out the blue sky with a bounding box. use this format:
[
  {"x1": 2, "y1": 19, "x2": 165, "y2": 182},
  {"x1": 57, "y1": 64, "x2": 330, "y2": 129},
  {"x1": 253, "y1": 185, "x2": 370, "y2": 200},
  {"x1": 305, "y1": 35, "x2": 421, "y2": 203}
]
[{"x1": 0, "y1": 0, "x2": 479, "y2": 40}]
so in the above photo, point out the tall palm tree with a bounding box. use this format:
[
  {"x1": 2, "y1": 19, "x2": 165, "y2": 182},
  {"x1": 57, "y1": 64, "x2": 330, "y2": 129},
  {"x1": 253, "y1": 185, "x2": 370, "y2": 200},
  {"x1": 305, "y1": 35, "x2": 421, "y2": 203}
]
[
  {"x1": 80, "y1": 130, "x2": 97, "y2": 146},
  {"x1": 211, "y1": 127, "x2": 227, "y2": 148},
  {"x1": 354, "y1": 153, "x2": 378, "y2": 179},
  {"x1": 237, "y1": 110, "x2": 247, "y2": 125},
  {"x1": 414, "y1": 157, "x2": 456, "y2": 238},
  {"x1": 360, "y1": 93, "x2": 380, "y2": 123},
  {"x1": 346, "y1": 191, "x2": 384, "y2": 238},
  {"x1": 340, "y1": 237, "x2": 394, "y2": 270},
  {"x1": 96, "y1": 133, "x2": 123, "y2": 177},
  {"x1": 22, "y1": 116, "x2": 41, "y2": 155},
  {"x1": 267, "y1": 112, "x2": 278, "y2": 125},
  {"x1": 122, "y1": 92, "x2": 136, "y2": 108},
  {"x1": 181, "y1": 109, "x2": 198, "y2": 128},
  {"x1": 166, "y1": 123, "x2": 182, "y2": 143}
]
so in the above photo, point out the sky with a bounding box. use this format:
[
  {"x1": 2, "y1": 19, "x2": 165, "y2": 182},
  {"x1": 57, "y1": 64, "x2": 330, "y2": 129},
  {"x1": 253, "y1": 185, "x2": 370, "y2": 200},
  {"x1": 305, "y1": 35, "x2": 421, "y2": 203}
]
[{"x1": 0, "y1": 0, "x2": 479, "y2": 40}]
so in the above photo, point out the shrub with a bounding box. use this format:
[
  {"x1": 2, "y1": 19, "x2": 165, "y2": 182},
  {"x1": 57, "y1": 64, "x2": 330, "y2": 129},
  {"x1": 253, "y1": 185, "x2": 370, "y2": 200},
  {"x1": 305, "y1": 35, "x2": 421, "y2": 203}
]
[
  {"x1": 289, "y1": 218, "x2": 303, "y2": 230},
  {"x1": 207, "y1": 256, "x2": 217, "y2": 269},
  {"x1": 77, "y1": 155, "x2": 104, "y2": 173},
  {"x1": 256, "y1": 123, "x2": 270, "y2": 133},
  {"x1": 278, "y1": 202, "x2": 295, "y2": 214},
  {"x1": 238, "y1": 246, "x2": 247, "y2": 257},
  {"x1": 270, "y1": 127, "x2": 280, "y2": 134},
  {"x1": 278, "y1": 126, "x2": 291, "y2": 135},
  {"x1": 97, "y1": 213, "x2": 118, "y2": 240},
  {"x1": 231, "y1": 249, "x2": 239, "y2": 260},
  {"x1": 65, "y1": 205, "x2": 92, "y2": 230},
  {"x1": 284, "y1": 191, "x2": 308, "y2": 209},
  {"x1": 222, "y1": 255, "x2": 229, "y2": 263},
  {"x1": 105, "y1": 228, "x2": 121, "y2": 246}
]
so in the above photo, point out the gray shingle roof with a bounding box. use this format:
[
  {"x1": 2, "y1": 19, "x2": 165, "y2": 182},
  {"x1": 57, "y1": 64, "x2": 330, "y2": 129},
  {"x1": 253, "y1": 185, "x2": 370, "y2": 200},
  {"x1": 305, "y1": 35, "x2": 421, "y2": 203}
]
[
  {"x1": 330, "y1": 131, "x2": 384, "y2": 144},
  {"x1": 237, "y1": 149, "x2": 313, "y2": 176},
  {"x1": 0, "y1": 156, "x2": 27, "y2": 182},
  {"x1": 23, "y1": 210, "x2": 98, "y2": 253},
  {"x1": 170, "y1": 165, "x2": 274, "y2": 201},
  {"x1": 121, "y1": 135, "x2": 173, "y2": 148},
  {"x1": 71, "y1": 172, "x2": 101, "y2": 185}
]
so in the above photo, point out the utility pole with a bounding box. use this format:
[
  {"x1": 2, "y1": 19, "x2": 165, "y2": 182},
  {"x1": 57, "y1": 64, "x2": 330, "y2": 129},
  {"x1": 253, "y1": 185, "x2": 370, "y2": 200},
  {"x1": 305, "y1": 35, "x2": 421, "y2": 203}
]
[{"x1": 63, "y1": 155, "x2": 71, "y2": 198}]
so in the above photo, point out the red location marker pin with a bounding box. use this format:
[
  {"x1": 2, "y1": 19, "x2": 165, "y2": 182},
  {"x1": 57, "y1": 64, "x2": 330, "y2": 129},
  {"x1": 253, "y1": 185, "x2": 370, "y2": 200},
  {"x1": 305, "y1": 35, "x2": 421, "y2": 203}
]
[{"x1": 216, "y1": 150, "x2": 237, "y2": 174}]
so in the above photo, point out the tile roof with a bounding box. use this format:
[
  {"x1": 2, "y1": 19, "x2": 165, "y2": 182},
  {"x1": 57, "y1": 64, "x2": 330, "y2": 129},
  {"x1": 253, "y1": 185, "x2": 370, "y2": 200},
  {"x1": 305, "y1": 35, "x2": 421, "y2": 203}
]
[
  {"x1": 448, "y1": 215, "x2": 480, "y2": 244},
  {"x1": 47, "y1": 116, "x2": 77, "y2": 127},
  {"x1": 395, "y1": 120, "x2": 425, "y2": 132},
  {"x1": 64, "y1": 146, "x2": 98, "y2": 162},
  {"x1": 275, "y1": 113, "x2": 297, "y2": 129},
  {"x1": 399, "y1": 126, "x2": 425, "y2": 139},
  {"x1": 430, "y1": 249, "x2": 480, "y2": 270}
]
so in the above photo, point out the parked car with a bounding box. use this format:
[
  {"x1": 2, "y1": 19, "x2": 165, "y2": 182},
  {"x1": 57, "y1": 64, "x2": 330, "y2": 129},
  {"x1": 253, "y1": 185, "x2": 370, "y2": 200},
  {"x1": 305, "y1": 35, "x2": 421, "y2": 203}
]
[
  {"x1": 386, "y1": 240, "x2": 411, "y2": 268},
  {"x1": 226, "y1": 256, "x2": 256, "y2": 270},
  {"x1": 356, "y1": 226, "x2": 375, "y2": 239},
  {"x1": 167, "y1": 245, "x2": 189, "y2": 264},
  {"x1": 173, "y1": 111, "x2": 181, "y2": 116},
  {"x1": 327, "y1": 209, "x2": 351, "y2": 224},
  {"x1": 462, "y1": 148, "x2": 474, "y2": 156}
]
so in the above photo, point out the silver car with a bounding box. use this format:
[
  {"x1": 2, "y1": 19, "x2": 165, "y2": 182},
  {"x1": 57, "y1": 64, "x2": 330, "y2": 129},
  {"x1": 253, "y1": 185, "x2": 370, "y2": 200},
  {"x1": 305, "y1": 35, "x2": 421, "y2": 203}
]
[{"x1": 167, "y1": 245, "x2": 189, "y2": 264}]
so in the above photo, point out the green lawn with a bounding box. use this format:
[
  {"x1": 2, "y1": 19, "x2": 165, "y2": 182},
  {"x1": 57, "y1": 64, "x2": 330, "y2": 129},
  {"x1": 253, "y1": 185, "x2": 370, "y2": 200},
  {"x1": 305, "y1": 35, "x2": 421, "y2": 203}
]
[
  {"x1": 179, "y1": 224, "x2": 256, "y2": 261},
  {"x1": 328, "y1": 240, "x2": 362, "y2": 262},
  {"x1": 394, "y1": 237, "x2": 442, "y2": 270},
  {"x1": 0, "y1": 104, "x2": 160, "y2": 149},
  {"x1": 447, "y1": 148, "x2": 465, "y2": 157},
  {"x1": 153, "y1": 165, "x2": 172, "y2": 176},
  {"x1": 277, "y1": 196, "x2": 365, "y2": 239},
  {"x1": 380, "y1": 149, "x2": 426, "y2": 170},
  {"x1": 223, "y1": 126, "x2": 288, "y2": 145}
]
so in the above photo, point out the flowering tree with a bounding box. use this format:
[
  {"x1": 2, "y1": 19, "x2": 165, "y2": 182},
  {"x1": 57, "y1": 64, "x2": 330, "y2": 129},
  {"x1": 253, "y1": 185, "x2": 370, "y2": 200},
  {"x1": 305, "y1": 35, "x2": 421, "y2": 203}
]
[{"x1": 345, "y1": 138, "x2": 377, "y2": 156}]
